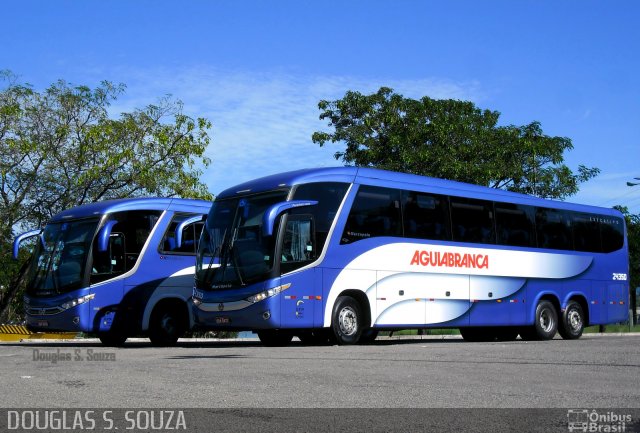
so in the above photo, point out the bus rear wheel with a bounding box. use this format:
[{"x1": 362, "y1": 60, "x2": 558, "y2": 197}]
[
  {"x1": 257, "y1": 330, "x2": 293, "y2": 347},
  {"x1": 149, "y1": 303, "x2": 187, "y2": 346},
  {"x1": 331, "y1": 295, "x2": 363, "y2": 345},
  {"x1": 558, "y1": 301, "x2": 585, "y2": 340},
  {"x1": 520, "y1": 300, "x2": 558, "y2": 341}
]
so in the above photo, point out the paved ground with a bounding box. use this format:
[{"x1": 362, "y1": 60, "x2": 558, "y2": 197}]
[{"x1": 1, "y1": 334, "x2": 638, "y2": 409}]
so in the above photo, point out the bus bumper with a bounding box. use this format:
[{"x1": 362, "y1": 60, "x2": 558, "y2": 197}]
[
  {"x1": 190, "y1": 296, "x2": 282, "y2": 331},
  {"x1": 24, "y1": 295, "x2": 93, "y2": 333}
]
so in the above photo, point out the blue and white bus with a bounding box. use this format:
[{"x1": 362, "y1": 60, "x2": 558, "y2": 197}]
[
  {"x1": 191, "y1": 167, "x2": 629, "y2": 345},
  {"x1": 13, "y1": 198, "x2": 211, "y2": 346}
]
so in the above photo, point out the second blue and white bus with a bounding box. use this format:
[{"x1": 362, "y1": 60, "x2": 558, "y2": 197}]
[
  {"x1": 191, "y1": 167, "x2": 629, "y2": 345},
  {"x1": 13, "y1": 198, "x2": 211, "y2": 346}
]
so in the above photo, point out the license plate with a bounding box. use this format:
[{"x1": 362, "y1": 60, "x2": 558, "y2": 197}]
[
  {"x1": 215, "y1": 317, "x2": 231, "y2": 324},
  {"x1": 37, "y1": 321, "x2": 49, "y2": 327}
]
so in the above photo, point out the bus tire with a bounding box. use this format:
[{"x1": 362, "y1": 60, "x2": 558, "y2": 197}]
[
  {"x1": 331, "y1": 295, "x2": 363, "y2": 345},
  {"x1": 558, "y1": 301, "x2": 585, "y2": 340},
  {"x1": 258, "y1": 330, "x2": 293, "y2": 347},
  {"x1": 522, "y1": 300, "x2": 558, "y2": 341},
  {"x1": 148, "y1": 303, "x2": 187, "y2": 347},
  {"x1": 99, "y1": 332, "x2": 127, "y2": 347}
]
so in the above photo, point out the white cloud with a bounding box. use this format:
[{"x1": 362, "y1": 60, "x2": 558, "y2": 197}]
[
  {"x1": 105, "y1": 66, "x2": 483, "y2": 195},
  {"x1": 571, "y1": 171, "x2": 640, "y2": 214},
  {"x1": 88, "y1": 65, "x2": 640, "y2": 214}
]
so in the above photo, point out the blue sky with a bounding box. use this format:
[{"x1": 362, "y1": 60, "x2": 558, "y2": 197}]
[{"x1": 2, "y1": 1, "x2": 639, "y2": 212}]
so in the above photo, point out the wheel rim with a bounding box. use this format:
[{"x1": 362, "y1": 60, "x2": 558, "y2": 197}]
[
  {"x1": 539, "y1": 308, "x2": 555, "y2": 333},
  {"x1": 338, "y1": 306, "x2": 358, "y2": 336},
  {"x1": 567, "y1": 308, "x2": 583, "y2": 333}
]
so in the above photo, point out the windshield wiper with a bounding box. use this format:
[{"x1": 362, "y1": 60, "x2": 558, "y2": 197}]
[
  {"x1": 228, "y1": 227, "x2": 245, "y2": 286},
  {"x1": 202, "y1": 228, "x2": 227, "y2": 288},
  {"x1": 215, "y1": 226, "x2": 244, "y2": 286}
]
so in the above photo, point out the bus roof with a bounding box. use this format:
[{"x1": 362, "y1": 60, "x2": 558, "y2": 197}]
[
  {"x1": 50, "y1": 197, "x2": 212, "y2": 223},
  {"x1": 217, "y1": 167, "x2": 621, "y2": 217}
]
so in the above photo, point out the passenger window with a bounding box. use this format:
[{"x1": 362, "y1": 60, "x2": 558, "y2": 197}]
[
  {"x1": 450, "y1": 197, "x2": 495, "y2": 244},
  {"x1": 572, "y1": 213, "x2": 602, "y2": 252},
  {"x1": 536, "y1": 208, "x2": 571, "y2": 250},
  {"x1": 600, "y1": 216, "x2": 624, "y2": 253},
  {"x1": 341, "y1": 186, "x2": 402, "y2": 244},
  {"x1": 402, "y1": 191, "x2": 450, "y2": 241},
  {"x1": 495, "y1": 203, "x2": 536, "y2": 247},
  {"x1": 160, "y1": 213, "x2": 205, "y2": 255},
  {"x1": 91, "y1": 210, "x2": 161, "y2": 283},
  {"x1": 291, "y1": 182, "x2": 349, "y2": 254}
]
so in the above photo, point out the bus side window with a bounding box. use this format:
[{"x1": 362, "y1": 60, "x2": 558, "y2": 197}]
[
  {"x1": 280, "y1": 216, "x2": 314, "y2": 274},
  {"x1": 450, "y1": 197, "x2": 495, "y2": 244},
  {"x1": 290, "y1": 182, "x2": 349, "y2": 254},
  {"x1": 160, "y1": 213, "x2": 205, "y2": 255},
  {"x1": 90, "y1": 232, "x2": 126, "y2": 283},
  {"x1": 536, "y1": 208, "x2": 571, "y2": 250},
  {"x1": 495, "y1": 203, "x2": 536, "y2": 247},
  {"x1": 600, "y1": 217, "x2": 624, "y2": 253},
  {"x1": 341, "y1": 185, "x2": 402, "y2": 244},
  {"x1": 572, "y1": 213, "x2": 601, "y2": 252},
  {"x1": 402, "y1": 191, "x2": 451, "y2": 241},
  {"x1": 90, "y1": 210, "x2": 161, "y2": 284}
]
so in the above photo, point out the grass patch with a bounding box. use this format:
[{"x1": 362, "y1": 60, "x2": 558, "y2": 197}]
[{"x1": 583, "y1": 324, "x2": 640, "y2": 333}]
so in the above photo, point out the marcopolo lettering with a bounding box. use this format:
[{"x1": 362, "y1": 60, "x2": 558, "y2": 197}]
[{"x1": 410, "y1": 250, "x2": 489, "y2": 269}]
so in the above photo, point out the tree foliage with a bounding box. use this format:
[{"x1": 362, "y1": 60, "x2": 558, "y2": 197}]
[
  {"x1": 312, "y1": 87, "x2": 599, "y2": 199},
  {"x1": 0, "y1": 71, "x2": 213, "y2": 322},
  {"x1": 616, "y1": 206, "x2": 640, "y2": 320}
]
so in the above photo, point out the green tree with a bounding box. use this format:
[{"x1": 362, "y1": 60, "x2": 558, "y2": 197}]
[
  {"x1": 312, "y1": 87, "x2": 598, "y2": 199},
  {"x1": 615, "y1": 206, "x2": 640, "y2": 323},
  {"x1": 0, "y1": 71, "x2": 213, "y2": 322}
]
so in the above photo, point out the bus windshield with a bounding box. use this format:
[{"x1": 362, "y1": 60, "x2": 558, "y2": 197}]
[
  {"x1": 196, "y1": 191, "x2": 288, "y2": 289},
  {"x1": 24, "y1": 218, "x2": 100, "y2": 296}
]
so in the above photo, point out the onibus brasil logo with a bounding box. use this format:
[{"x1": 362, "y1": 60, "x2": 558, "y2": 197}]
[{"x1": 567, "y1": 409, "x2": 633, "y2": 432}]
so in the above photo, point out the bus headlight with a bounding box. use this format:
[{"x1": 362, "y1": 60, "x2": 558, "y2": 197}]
[
  {"x1": 60, "y1": 293, "x2": 95, "y2": 311},
  {"x1": 246, "y1": 283, "x2": 291, "y2": 304}
]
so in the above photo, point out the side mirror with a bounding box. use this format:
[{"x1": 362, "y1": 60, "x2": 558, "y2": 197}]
[
  {"x1": 12, "y1": 229, "x2": 42, "y2": 260},
  {"x1": 262, "y1": 200, "x2": 318, "y2": 237},
  {"x1": 97, "y1": 220, "x2": 119, "y2": 252},
  {"x1": 175, "y1": 215, "x2": 203, "y2": 249}
]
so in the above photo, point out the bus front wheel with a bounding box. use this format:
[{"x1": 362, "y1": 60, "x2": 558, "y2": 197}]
[
  {"x1": 558, "y1": 301, "x2": 585, "y2": 340},
  {"x1": 331, "y1": 295, "x2": 363, "y2": 345},
  {"x1": 148, "y1": 303, "x2": 187, "y2": 346}
]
